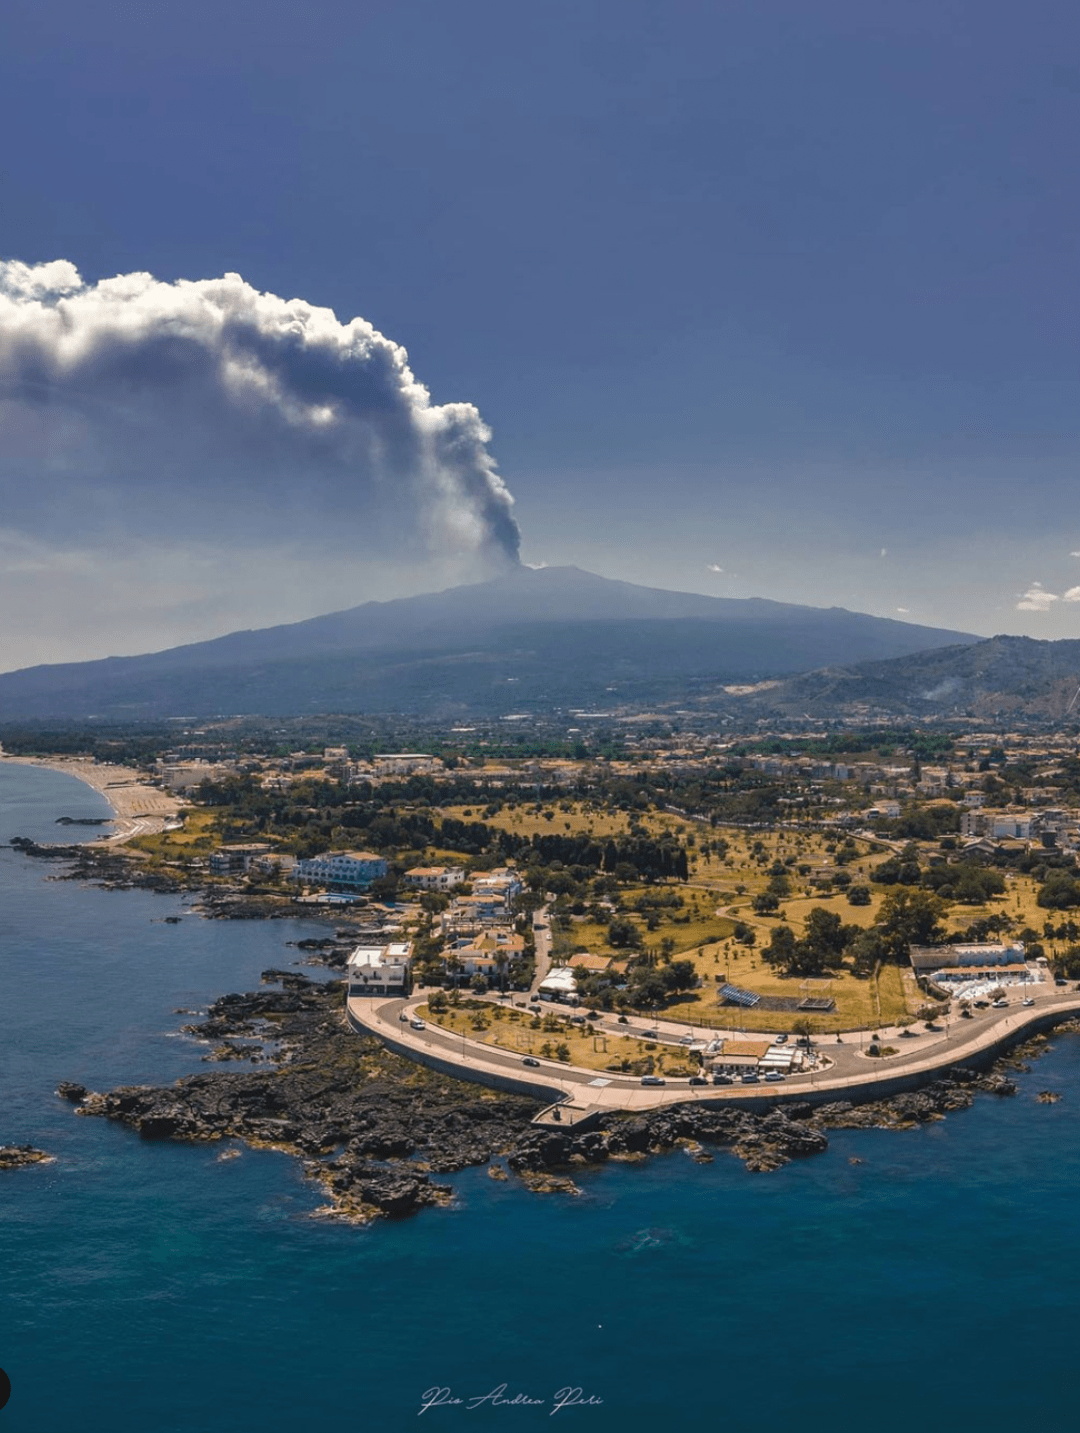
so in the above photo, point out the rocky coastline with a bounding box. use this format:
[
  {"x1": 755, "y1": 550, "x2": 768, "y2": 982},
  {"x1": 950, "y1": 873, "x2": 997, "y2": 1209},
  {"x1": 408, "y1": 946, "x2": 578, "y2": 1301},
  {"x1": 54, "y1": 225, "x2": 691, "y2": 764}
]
[
  {"x1": 8, "y1": 837, "x2": 308, "y2": 917},
  {"x1": 59, "y1": 975, "x2": 1067, "y2": 1222},
  {"x1": 0, "y1": 1144, "x2": 53, "y2": 1169}
]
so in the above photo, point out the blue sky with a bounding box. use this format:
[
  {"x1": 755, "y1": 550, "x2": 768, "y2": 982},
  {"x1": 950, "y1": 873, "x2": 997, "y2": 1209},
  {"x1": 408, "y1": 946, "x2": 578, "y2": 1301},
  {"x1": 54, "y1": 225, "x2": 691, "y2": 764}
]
[{"x1": 2, "y1": 0, "x2": 1079, "y2": 667}]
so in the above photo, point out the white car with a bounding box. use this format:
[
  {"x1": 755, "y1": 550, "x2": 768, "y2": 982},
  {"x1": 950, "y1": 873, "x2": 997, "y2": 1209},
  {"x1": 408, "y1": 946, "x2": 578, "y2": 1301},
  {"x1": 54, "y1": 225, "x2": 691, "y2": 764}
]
[{"x1": 410, "y1": 1018, "x2": 426, "y2": 1030}]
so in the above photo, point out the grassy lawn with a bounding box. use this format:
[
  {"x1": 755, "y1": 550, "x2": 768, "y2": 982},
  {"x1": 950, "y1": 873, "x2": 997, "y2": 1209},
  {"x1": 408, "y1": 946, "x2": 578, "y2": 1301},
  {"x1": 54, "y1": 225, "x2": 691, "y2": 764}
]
[
  {"x1": 126, "y1": 808, "x2": 217, "y2": 861},
  {"x1": 553, "y1": 900, "x2": 738, "y2": 962},
  {"x1": 436, "y1": 801, "x2": 681, "y2": 842},
  {"x1": 416, "y1": 1002, "x2": 698, "y2": 1076},
  {"x1": 657, "y1": 955, "x2": 913, "y2": 1034}
]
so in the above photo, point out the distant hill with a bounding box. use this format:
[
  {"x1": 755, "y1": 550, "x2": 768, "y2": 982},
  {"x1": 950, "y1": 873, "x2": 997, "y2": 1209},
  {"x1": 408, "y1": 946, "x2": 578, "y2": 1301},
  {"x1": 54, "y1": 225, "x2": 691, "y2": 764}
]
[
  {"x1": 739, "y1": 634, "x2": 1080, "y2": 722},
  {"x1": 0, "y1": 565, "x2": 978, "y2": 720}
]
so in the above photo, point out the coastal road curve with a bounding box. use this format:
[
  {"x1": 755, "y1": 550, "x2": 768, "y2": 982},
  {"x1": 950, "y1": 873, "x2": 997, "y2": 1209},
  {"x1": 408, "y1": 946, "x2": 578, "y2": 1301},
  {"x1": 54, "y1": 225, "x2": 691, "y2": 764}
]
[{"x1": 348, "y1": 986, "x2": 1080, "y2": 1116}]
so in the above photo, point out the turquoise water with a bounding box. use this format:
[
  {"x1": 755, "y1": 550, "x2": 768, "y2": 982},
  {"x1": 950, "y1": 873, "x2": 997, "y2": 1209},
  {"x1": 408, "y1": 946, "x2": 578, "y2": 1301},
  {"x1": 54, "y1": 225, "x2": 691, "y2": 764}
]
[{"x1": 3, "y1": 763, "x2": 1080, "y2": 1431}]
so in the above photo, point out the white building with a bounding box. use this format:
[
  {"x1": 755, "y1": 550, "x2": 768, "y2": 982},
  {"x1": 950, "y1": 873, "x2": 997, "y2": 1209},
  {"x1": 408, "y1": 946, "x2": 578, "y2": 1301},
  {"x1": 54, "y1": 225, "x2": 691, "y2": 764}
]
[
  {"x1": 472, "y1": 869, "x2": 523, "y2": 907},
  {"x1": 403, "y1": 865, "x2": 466, "y2": 892},
  {"x1": 537, "y1": 966, "x2": 579, "y2": 1003},
  {"x1": 292, "y1": 850, "x2": 388, "y2": 889},
  {"x1": 346, "y1": 942, "x2": 412, "y2": 996},
  {"x1": 910, "y1": 942, "x2": 1026, "y2": 976},
  {"x1": 373, "y1": 753, "x2": 443, "y2": 776}
]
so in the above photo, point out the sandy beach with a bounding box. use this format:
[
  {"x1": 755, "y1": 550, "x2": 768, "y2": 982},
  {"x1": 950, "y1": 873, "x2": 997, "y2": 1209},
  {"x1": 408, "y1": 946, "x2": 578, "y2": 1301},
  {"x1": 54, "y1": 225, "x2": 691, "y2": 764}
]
[{"x1": 0, "y1": 750, "x2": 185, "y2": 844}]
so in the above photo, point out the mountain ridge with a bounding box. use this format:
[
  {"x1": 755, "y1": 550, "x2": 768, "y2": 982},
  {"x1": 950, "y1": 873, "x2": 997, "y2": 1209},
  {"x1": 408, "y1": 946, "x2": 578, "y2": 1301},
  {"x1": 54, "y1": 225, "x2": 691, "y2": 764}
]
[{"x1": 0, "y1": 565, "x2": 980, "y2": 719}]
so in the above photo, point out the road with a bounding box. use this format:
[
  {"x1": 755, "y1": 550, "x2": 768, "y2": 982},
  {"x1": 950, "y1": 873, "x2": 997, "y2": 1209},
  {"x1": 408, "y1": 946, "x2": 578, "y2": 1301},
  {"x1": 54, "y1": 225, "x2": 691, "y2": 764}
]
[{"x1": 348, "y1": 980, "x2": 1080, "y2": 1117}]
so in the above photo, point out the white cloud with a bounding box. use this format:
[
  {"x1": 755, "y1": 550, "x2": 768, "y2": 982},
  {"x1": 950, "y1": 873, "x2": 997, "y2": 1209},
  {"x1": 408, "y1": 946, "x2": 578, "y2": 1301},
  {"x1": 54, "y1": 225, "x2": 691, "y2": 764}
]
[
  {"x1": 1016, "y1": 583, "x2": 1060, "y2": 612},
  {"x1": 1064, "y1": 587, "x2": 1080, "y2": 603},
  {"x1": 896, "y1": 606, "x2": 909, "y2": 613},
  {"x1": 706, "y1": 563, "x2": 724, "y2": 573},
  {"x1": 0, "y1": 257, "x2": 520, "y2": 571},
  {"x1": 880, "y1": 547, "x2": 887, "y2": 557}
]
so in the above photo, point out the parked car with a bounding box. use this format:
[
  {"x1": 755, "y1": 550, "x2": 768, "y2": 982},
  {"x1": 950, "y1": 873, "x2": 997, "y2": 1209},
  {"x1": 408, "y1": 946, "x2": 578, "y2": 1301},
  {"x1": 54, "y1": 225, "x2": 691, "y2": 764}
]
[
  {"x1": 640, "y1": 1075, "x2": 666, "y2": 1086},
  {"x1": 617, "y1": 1014, "x2": 629, "y2": 1024},
  {"x1": 764, "y1": 1071, "x2": 785, "y2": 1082},
  {"x1": 740, "y1": 1073, "x2": 761, "y2": 1084},
  {"x1": 712, "y1": 1074, "x2": 734, "y2": 1086},
  {"x1": 774, "y1": 1033, "x2": 788, "y2": 1044},
  {"x1": 688, "y1": 1076, "x2": 707, "y2": 1086},
  {"x1": 522, "y1": 1056, "x2": 540, "y2": 1067}
]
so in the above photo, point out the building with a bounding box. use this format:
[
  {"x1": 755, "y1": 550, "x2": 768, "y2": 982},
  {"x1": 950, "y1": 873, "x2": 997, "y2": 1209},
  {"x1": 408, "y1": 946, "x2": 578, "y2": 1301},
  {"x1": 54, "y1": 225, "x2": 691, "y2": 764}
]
[
  {"x1": 537, "y1": 966, "x2": 579, "y2": 1003},
  {"x1": 208, "y1": 843, "x2": 273, "y2": 875},
  {"x1": 445, "y1": 931, "x2": 526, "y2": 981},
  {"x1": 292, "y1": 850, "x2": 388, "y2": 890},
  {"x1": 909, "y1": 942, "x2": 1026, "y2": 976},
  {"x1": 403, "y1": 865, "x2": 466, "y2": 892},
  {"x1": 471, "y1": 868, "x2": 523, "y2": 908},
  {"x1": 346, "y1": 942, "x2": 412, "y2": 996},
  {"x1": 372, "y1": 753, "x2": 444, "y2": 776}
]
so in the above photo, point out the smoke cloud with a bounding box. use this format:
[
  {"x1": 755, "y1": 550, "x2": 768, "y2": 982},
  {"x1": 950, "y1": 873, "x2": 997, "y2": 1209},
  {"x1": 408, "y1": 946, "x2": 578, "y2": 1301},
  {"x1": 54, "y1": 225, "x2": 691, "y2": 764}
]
[{"x1": 0, "y1": 259, "x2": 520, "y2": 570}]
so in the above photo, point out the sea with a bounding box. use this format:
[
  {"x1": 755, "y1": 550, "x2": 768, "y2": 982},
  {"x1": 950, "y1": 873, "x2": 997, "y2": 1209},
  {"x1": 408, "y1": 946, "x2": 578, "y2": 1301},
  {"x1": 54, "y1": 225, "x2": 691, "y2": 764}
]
[{"x1": 2, "y1": 761, "x2": 1080, "y2": 1432}]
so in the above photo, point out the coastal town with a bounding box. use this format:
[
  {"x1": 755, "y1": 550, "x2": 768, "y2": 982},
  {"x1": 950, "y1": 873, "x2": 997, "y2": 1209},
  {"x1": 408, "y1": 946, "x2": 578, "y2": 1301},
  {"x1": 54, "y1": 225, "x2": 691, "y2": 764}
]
[{"x1": 8, "y1": 718, "x2": 1080, "y2": 1122}]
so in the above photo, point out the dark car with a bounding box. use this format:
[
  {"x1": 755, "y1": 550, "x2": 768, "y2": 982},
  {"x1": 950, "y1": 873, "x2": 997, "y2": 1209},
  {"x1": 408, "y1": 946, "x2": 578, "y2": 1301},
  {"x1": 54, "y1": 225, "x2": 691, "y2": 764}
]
[
  {"x1": 688, "y1": 1076, "x2": 707, "y2": 1086},
  {"x1": 398, "y1": 1011, "x2": 410, "y2": 1022},
  {"x1": 712, "y1": 1074, "x2": 734, "y2": 1085},
  {"x1": 640, "y1": 1075, "x2": 666, "y2": 1086},
  {"x1": 617, "y1": 1014, "x2": 629, "y2": 1024},
  {"x1": 522, "y1": 1056, "x2": 540, "y2": 1067}
]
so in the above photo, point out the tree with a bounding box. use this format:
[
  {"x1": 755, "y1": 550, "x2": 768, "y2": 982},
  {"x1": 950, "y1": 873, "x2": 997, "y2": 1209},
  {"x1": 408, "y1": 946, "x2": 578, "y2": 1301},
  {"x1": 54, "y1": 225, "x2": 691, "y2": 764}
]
[
  {"x1": 607, "y1": 916, "x2": 639, "y2": 949},
  {"x1": 875, "y1": 888, "x2": 946, "y2": 957},
  {"x1": 664, "y1": 959, "x2": 698, "y2": 993},
  {"x1": 1037, "y1": 870, "x2": 1080, "y2": 909},
  {"x1": 848, "y1": 927, "x2": 887, "y2": 976},
  {"x1": 627, "y1": 966, "x2": 669, "y2": 1009},
  {"x1": 847, "y1": 884, "x2": 872, "y2": 906},
  {"x1": 752, "y1": 890, "x2": 781, "y2": 915},
  {"x1": 762, "y1": 924, "x2": 799, "y2": 973},
  {"x1": 802, "y1": 907, "x2": 847, "y2": 965}
]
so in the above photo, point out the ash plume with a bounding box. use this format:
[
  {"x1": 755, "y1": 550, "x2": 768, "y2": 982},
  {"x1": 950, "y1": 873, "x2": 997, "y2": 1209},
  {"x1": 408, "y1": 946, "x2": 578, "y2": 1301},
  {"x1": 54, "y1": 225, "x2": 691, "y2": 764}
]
[{"x1": 0, "y1": 259, "x2": 520, "y2": 569}]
